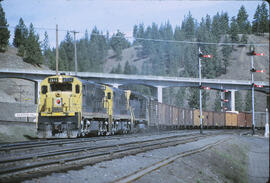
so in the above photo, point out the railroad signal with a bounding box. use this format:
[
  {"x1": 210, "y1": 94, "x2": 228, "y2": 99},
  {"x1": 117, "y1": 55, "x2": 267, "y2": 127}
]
[
  {"x1": 250, "y1": 68, "x2": 265, "y2": 73},
  {"x1": 255, "y1": 52, "x2": 264, "y2": 56},
  {"x1": 254, "y1": 84, "x2": 263, "y2": 88},
  {"x1": 201, "y1": 86, "x2": 211, "y2": 90},
  {"x1": 199, "y1": 53, "x2": 213, "y2": 58},
  {"x1": 221, "y1": 99, "x2": 229, "y2": 102},
  {"x1": 248, "y1": 51, "x2": 265, "y2": 56},
  {"x1": 222, "y1": 89, "x2": 229, "y2": 93}
]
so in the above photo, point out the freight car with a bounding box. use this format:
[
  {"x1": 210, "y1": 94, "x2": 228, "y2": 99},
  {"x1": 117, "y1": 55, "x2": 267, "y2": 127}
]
[{"x1": 37, "y1": 74, "x2": 135, "y2": 138}]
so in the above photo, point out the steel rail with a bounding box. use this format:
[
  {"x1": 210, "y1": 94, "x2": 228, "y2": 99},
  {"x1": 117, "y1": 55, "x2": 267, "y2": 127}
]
[
  {"x1": 0, "y1": 130, "x2": 194, "y2": 151},
  {"x1": 0, "y1": 133, "x2": 205, "y2": 164},
  {"x1": 114, "y1": 136, "x2": 232, "y2": 183},
  {"x1": 0, "y1": 133, "x2": 210, "y2": 177}
]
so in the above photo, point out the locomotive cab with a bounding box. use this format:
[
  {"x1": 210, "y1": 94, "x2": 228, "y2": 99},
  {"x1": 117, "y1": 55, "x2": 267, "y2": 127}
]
[{"x1": 37, "y1": 75, "x2": 82, "y2": 138}]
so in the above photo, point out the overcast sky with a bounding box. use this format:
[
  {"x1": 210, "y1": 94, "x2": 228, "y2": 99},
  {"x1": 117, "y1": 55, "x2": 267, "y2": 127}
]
[{"x1": 3, "y1": 0, "x2": 267, "y2": 47}]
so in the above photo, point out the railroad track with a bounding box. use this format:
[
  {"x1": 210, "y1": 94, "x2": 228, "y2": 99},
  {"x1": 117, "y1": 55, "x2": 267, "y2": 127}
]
[
  {"x1": 0, "y1": 130, "x2": 201, "y2": 152},
  {"x1": 114, "y1": 136, "x2": 231, "y2": 183},
  {"x1": 0, "y1": 131, "x2": 217, "y2": 182},
  {"x1": 0, "y1": 120, "x2": 35, "y2": 126}
]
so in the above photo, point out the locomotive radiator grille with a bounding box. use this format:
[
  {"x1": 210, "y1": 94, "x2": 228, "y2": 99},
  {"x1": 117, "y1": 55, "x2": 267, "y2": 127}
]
[{"x1": 52, "y1": 107, "x2": 63, "y2": 112}]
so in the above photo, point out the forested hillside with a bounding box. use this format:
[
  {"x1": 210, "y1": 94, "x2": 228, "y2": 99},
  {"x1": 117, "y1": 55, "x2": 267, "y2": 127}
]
[{"x1": 1, "y1": 2, "x2": 269, "y2": 111}]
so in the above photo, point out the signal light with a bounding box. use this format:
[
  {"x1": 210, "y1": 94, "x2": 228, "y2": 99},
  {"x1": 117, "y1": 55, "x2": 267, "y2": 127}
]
[
  {"x1": 254, "y1": 84, "x2": 263, "y2": 88},
  {"x1": 56, "y1": 99, "x2": 61, "y2": 104},
  {"x1": 221, "y1": 99, "x2": 229, "y2": 102},
  {"x1": 256, "y1": 70, "x2": 265, "y2": 73},
  {"x1": 201, "y1": 86, "x2": 211, "y2": 90},
  {"x1": 199, "y1": 53, "x2": 213, "y2": 58},
  {"x1": 222, "y1": 90, "x2": 229, "y2": 93},
  {"x1": 255, "y1": 53, "x2": 264, "y2": 56},
  {"x1": 203, "y1": 55, "x2": 212, "y2": 58},
  {"x1": 250, "y1": 51, "x2": 265, "y2": 56}
]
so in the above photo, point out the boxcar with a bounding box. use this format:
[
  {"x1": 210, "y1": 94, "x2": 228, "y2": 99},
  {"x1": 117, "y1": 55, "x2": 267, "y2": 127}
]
[
  {"x1": 245, "y1": 113, "x2": 252, "y2": 127},
  {"x1": 226, "y1": 112, "x2": 238, "y2": 127},
  {"x1": 237, "y1": 113, "x2": 246, "y2": 128},
  {"x1": 213, "y1": 112, "x2": 225, "y2": 127}
]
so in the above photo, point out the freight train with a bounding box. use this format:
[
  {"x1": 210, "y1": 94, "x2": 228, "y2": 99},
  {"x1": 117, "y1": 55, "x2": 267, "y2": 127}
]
[{"x1": 37, "y1": 74, "x2": 265, "y2": 138}]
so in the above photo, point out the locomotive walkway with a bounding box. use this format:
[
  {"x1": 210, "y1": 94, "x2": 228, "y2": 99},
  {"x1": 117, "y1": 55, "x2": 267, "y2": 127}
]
[{"x1": 0, "y1": 69, "x2": 269, "y2": 109}]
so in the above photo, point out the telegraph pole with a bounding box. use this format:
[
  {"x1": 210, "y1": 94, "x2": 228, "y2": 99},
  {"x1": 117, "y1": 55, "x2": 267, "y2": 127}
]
[
  {"x1": 56, "y1": 24, "x2": 59, "y2": 75},
  {"x1": 198, "y1": 47, "x2": 203, "y2": 134},
  {"x1": 71, "y1": 30, "x2": 79, "y2": 76}
]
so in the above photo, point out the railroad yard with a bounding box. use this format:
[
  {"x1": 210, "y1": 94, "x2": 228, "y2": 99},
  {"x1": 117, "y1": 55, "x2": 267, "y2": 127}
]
[
  {"x1": 0, "y1": 1, "x2": 269, "y2": 183},
  {"x1": 0, "y1": 125, "x2": 268, "y2": 183}
]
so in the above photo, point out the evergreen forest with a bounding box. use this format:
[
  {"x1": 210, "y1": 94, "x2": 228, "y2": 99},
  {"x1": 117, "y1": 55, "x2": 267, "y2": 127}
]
[{"x1": 0, "y1": 2, "x2": 269, "y2": 111}]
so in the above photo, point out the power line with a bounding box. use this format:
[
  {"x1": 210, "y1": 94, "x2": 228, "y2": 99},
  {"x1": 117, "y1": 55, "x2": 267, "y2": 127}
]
[{"x1": 3, "y1": 25, "x2": 269, "y2": 47}]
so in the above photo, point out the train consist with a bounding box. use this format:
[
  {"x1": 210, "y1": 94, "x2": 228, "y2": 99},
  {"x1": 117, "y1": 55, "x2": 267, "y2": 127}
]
[{"x1": 37, "y1": 74, "x2": 265, "y2": 138}]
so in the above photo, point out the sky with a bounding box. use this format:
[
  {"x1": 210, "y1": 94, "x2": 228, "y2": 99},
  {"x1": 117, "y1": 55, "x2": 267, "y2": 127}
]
[{"x1": 2, "y1": 0, "x2": 268, "y2": 47}]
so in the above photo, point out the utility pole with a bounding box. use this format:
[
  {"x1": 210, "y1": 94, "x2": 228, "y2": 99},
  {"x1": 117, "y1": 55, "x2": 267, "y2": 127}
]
[
  {"x1": 56, "y1": 24, "x2": 59, "y2": 75},
  {"x1": 198, "y1": 47, "x2": 203, "y2": 134},
  {"x1": 71, "y1": 30, "x2": 79, "y2": 76}
]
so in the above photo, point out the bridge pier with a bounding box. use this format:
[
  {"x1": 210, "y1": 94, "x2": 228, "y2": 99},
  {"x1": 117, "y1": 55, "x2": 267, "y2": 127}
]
[
  {"x1": 229, "y1": 90, "x2": 236, "y2": 112},
  {"x1": 157, "y1": 86, "x2": 163, "y2": 103},
  {"x1": 34, "y1": 81, "x2": 41, "y2": 105}
]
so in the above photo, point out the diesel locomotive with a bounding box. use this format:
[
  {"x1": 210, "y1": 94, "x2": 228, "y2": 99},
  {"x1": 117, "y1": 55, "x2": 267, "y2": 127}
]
[{"x1": 37, "y1": 74, "x2": 147, "y2": 138}]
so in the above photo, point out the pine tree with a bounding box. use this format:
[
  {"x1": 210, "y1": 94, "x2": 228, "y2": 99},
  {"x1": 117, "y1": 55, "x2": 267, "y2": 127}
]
[
  {"x1": 123, "y1": 61, "x2": 132, "y2": 74},
  {"x1": 13, "y1": 18, "x2": 28, "y2": 48},
  {"x1": 212, "y1": 12, "x2": 222, "y2": 40},
  {"x1": 188, "y1": 88, "x2": 199, "y2": 109},
  {"x1": 230, "y1": 16, "x2": 239, "y2": 44},
  {"x1": 23, "y1": 23, "x2": 43, "y2": 65},
  {"x1": 0, "y1": 2, "x2": 10, "y2": 52},
  {"x1": 244, "y1": 91, "x2": 252, "y2": 111},
  {"x1": 214, "y1": 92, "x2": 221, "y2": 112},
  {"x1": 235, "y1": 91, "x2": 242, "y2": 111},
  {"x1": 259, "y1": 2, "x2": 269, "y2": 34},
  {"x1": 252, "y1": 4, "x2": 261, "y2": 34},
  {"x1": 110, "y1": 63, "x2": 122, "y2": 74},
  {"x1": 252, "y1": 2, "x2": 268, "y2": 35},
  {"x1": 61, "y1": 32, "x2": 74, "y2": 71},
  {"x1": 240, "y1": 33, "x2": 248, "y2": 47},
  {"x1": 236, "y1": 5, "x2": 249, "y2": 34},
  {"x1": 221, "y1": 35, "x2": 232, "y2": 73},
  {"x1": 175, "y1": 88, "x2": 186, "y2": 107},
  {"x1": 88, "y1": 27, "x2": 108, "y2": 71},
  {"x1": 220, "y1": 12, "x2": 229, "y2": 34},
  {"x1": 42, "y1": 31, "x2": 50, "y2": 66},
  {"x1": 110, "y1": 30, "x2": 130, "y2": 60}
]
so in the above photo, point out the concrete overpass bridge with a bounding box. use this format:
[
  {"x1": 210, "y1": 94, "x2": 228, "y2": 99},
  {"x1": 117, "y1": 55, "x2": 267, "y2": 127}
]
[{"x1": 0, "y1": 69, "x2": 269, "y2": 111}]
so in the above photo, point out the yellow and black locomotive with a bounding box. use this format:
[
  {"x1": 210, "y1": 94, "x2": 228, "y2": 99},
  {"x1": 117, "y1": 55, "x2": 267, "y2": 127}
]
[{"x1": 37, "y1": 74, "x2": 142, "y2": 138}]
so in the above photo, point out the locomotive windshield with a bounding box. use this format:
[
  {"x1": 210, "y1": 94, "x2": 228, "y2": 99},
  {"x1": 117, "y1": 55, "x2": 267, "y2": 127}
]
[{"x1": 50, "y1": 83, "x2": 72, "y2": 92}]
